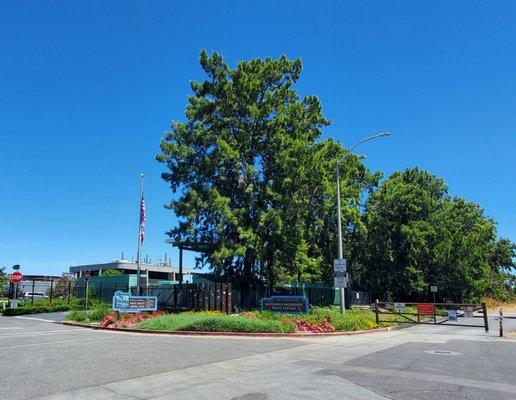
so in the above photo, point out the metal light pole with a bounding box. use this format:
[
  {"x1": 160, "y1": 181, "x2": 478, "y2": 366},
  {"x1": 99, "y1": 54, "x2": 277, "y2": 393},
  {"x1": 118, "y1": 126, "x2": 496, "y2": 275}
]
[
  {"x1": 336, "y1": 131, "x2": 391, "y2": 313},
  {"x1": 136, "y1": 173, "x2": 144, "y2": 296}
]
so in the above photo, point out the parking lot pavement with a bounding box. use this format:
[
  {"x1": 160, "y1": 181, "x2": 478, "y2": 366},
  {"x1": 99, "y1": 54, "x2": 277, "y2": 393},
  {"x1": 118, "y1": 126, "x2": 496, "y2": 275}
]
[
  {"x1": 331, "y1": 339, "x2": 516, "y2": 400},
  {"x1": 1, "y1": 313, "x2": 515, "y2": 400}
]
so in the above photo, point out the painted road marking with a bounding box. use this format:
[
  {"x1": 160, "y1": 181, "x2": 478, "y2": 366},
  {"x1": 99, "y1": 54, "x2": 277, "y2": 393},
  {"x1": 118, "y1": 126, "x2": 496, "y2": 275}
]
[
  {"x1": 14, "y1": 316, "x2": 57, "y2": 322},
  {"x1": 0, "y1": 329, "x2": 88, "y2": 337},
  {"x1": 0, "y1": 327, "x2": 22, "y2": 330},
  {"x1": 0, "y1": 336, "x2": 113, "y2": 350}
]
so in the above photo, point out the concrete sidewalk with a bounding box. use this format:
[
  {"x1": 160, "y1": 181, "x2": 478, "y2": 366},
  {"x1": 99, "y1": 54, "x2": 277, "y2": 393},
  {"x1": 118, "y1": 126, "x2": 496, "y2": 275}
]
[{"x1": 35, "y1": 323, "x2": 516, "y2": 400}]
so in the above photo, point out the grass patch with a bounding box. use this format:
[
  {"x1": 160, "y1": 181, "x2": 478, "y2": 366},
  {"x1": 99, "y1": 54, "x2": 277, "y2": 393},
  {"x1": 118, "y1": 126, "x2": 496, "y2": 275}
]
[
  {"x1": 138, "y1": 311, "x2": 295, "y2": 333},
  {"x1": 307, "y1": 307, "x2": 379, "y2": 331},
  {"x1": 483, "y1": 297, "x2": 516, "y2": 312},
  {"x1": 245, "y1": 307, "x2": 382, "y2": 332}
]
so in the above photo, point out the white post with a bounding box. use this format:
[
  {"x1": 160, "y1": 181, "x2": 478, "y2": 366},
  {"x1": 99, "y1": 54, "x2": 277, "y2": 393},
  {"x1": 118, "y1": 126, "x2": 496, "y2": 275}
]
[{"x1": 500, "y1": 308, "x2": 504, "y2": 338}]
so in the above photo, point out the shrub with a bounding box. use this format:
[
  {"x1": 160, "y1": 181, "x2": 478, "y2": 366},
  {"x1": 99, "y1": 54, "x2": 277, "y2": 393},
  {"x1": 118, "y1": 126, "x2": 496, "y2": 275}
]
[
  {"x1": 68, "y1": 297, "x2": 104, "y2": 310},
  {"x1": 3, "y1": 306, "x2": 46, "y2": 316},
  {"x1": 67, "y1": 310, "x2": 89, "y2": 322},
  {"x1": 66, "y1": 305, "x2": 113, "y2": 323},
  {"x1": 101, "y1": 311, "x2": 164, "y2": 328},
  {"x1": 88, "y1": 305, "x2": 112, "y2": 321},
  {"x1": 2, "y1": 297, "x2": 110, "y2": 316}
]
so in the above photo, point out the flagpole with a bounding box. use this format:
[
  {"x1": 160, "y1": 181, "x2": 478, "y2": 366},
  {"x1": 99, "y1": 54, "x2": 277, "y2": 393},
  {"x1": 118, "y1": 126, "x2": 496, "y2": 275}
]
[{"x1": 136, "y1": 173, "x2": 144, "y2": 296}]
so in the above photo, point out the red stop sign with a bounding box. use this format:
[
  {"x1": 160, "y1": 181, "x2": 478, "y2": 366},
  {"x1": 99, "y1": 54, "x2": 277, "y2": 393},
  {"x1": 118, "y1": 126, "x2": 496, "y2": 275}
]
[{"x1": 10, "y1": 271, "x2": 23, "y2": 284}]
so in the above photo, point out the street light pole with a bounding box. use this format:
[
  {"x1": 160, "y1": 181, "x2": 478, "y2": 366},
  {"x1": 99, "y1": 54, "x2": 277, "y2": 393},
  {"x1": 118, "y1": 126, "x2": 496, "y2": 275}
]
[{"x1": 336, "y1": 131, "x2": 391, "y2": 314}]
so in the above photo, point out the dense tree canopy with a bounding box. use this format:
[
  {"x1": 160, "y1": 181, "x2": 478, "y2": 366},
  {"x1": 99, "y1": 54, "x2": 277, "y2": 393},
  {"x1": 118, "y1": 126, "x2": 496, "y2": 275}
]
[
  {"x1": 158, "y1": 51, "x2": 378, "y2": 288},
  {"x1": 158, "y1": 52, "x2": 514, "y2": 302},
  {"x1": 354, "y1": 168, "x2": 515, "y2": 302},
  {"x1": 50, "y1": 275, "x2": 75, "y2": 298}
]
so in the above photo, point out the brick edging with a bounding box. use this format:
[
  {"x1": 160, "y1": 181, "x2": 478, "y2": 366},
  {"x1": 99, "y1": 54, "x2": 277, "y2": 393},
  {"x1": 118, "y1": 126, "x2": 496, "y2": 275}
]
[{"x1": 57, "y1": 320, "x2": 392, "y2": 338}]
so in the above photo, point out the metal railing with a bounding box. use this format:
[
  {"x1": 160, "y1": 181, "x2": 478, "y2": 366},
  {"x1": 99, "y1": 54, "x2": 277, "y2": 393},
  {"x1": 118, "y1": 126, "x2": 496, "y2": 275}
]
[{"x1": 374, "y1": 300, "x2": 489, "y2": 332}]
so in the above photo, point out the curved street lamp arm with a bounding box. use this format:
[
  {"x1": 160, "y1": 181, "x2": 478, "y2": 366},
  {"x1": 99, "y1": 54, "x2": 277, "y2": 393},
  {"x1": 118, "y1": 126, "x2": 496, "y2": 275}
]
[{"x1": 336, "y1": 131, "x2": 391, "y2": 169}]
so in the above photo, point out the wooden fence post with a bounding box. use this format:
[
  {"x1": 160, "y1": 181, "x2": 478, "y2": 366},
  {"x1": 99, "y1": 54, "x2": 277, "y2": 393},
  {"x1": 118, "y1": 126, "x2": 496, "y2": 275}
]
[
  {"x1": 227, "y1": 283, "x2": 232, "y2": 314},
  {"x1": 482, "y1": 302, "x2": 489, "y2": 332},
  {"x1": 31, "y1": 279, "x2": 36, "y2": 305},
  {"x1": 49, "y1": 279, "x2": 54, "y2": 304}
]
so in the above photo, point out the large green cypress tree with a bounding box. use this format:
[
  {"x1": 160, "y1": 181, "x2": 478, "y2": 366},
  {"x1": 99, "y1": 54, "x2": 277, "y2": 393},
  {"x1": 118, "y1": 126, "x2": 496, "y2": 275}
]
[{"x1": 157, "y1": 51, "x2": 378, "y2": 288}]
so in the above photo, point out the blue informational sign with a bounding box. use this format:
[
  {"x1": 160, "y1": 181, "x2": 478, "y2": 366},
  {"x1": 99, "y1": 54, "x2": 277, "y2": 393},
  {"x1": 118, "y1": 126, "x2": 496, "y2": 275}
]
[
  {"x1": 447, "y1": 309, "x2": 458, "y2": 321},
  {"x1": 112, "y1": 291, "x2": 158, "y2": 313},
  {"x1": 261, "y1": 296, "x2": 309, "y2": 314}
]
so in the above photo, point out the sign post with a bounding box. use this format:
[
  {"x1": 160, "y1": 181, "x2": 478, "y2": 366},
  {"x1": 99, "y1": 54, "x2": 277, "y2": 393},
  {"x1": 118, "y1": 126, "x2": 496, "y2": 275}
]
[
  {"x1": 333, "y1": 259, "x2": 347, "y2": 314},
  {"x1": 84, "y1": 270, "x2": 91, "y2": 312},
  {"x1": 10, "y1": 270, "x2": 23, "y2": 309},
  {"x1": 430, "y1": 285, "x2": 437, "y2": 305}
]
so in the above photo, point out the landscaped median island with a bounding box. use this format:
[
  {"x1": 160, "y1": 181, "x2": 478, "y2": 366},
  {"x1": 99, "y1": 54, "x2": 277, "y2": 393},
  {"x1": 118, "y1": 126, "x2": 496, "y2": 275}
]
[{"x1": 65, "y1": 306, "x2": 404, "y2": 334}]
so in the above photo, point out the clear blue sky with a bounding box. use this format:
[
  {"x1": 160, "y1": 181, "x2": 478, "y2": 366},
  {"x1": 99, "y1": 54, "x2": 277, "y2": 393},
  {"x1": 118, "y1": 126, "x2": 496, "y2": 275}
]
[{"x1": 1, "y1": 1, "x2": 515, "y2": 276}]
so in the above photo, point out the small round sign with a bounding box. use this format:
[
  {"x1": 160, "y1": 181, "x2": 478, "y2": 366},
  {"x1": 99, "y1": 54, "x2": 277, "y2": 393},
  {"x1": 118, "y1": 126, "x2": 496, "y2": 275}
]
[{"x1": 10, "y1": 271, "x2": 23, "y2": 284}]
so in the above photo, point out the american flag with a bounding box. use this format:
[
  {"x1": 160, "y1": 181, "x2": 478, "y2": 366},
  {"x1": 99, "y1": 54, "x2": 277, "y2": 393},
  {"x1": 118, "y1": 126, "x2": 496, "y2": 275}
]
[{"x1": 139, "y1": 194, "x2": 146, "y2": 243}]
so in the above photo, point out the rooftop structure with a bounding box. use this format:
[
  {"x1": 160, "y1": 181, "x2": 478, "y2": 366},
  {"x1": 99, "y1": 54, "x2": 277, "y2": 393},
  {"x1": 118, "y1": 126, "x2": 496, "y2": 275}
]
[{"x1": 69, "y1": 259, "x2": 191, "y2": 284}]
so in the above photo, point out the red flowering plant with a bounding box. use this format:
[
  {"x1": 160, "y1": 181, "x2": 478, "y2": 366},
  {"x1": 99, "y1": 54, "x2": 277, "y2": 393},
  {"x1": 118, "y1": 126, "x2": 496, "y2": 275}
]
[
  {"x1": 295, "y1": 318, "x2": 334, "y2": 333},
  {"x1": 100, "y1": 311, "x2": 164, "y2": 328}
]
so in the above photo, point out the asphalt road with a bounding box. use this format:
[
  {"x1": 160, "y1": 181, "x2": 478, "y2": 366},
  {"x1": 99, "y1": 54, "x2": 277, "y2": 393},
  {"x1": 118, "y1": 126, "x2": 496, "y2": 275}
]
[{"x1": 0, "y1": 312, "x2": 514, "y2": 400}]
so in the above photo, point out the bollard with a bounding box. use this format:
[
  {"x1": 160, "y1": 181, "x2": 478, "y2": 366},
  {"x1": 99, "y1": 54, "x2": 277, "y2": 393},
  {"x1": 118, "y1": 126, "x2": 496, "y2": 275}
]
[{"x1": 499, "y1": 308, "x2": 504, "y2": 338}]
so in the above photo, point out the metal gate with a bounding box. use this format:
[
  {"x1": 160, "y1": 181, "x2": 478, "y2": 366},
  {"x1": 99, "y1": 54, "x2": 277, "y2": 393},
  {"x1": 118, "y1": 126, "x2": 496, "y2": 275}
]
[
  {"x1": 374, "y1": 301, "x2": 489, "y2": 332},
  {"x1": 141, "y1": 283, "x2": 232, "y2": 313}
]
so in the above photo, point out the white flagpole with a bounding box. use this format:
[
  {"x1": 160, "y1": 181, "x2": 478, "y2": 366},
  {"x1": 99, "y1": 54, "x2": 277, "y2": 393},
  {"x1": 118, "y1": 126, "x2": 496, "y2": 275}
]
[{"x1": 136, "y1": 173, "x2": 144, "y2": 295}]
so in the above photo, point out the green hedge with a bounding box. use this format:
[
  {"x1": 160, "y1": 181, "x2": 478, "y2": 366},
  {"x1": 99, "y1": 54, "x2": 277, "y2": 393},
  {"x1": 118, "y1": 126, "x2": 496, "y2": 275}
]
[
  {"x1": 2, "y1": 297, "x2": 108, "y2": 316},
  {"x1": 2, "y1": 303, "x2": 71, "y2": 316}
]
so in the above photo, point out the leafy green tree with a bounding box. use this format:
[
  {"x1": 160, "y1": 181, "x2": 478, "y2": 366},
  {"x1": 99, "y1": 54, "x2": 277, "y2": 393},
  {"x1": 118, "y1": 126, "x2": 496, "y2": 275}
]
[
  {"x1": 431, "y1": 200, "x2": 515, "y2": 301},
  {"x1": 0, "y1": 267, "x2": 10, "y2": 295},
  {"x1": 356, "y1": 167, "x2": 515, "y2": 302},
  {"x1": 51, "y1": 275, "x2": 76, "y2": 297},
  {"x1": 158, "y1": 51, "x2": 378, "y2": 290},
  {"x1": 101, "y1": 269, "x2": 122, "y2": 276}
]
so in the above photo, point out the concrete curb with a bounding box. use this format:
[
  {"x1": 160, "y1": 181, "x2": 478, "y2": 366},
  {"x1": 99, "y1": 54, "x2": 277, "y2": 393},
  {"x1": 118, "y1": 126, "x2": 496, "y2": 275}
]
[{"x1": 57, "y1": 320, "x2": 392, "y2": 338}]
